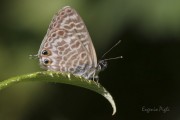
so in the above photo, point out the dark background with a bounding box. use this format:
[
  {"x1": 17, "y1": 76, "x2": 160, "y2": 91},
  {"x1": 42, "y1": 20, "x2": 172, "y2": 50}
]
[{"x1": 0, "y1": 0, "x2": 180, "y2": 120}]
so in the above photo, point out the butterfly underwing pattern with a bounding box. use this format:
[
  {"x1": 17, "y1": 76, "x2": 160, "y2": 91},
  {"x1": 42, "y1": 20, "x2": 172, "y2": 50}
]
[{"x1": 37, "y1": 6, "x2": 107, "y2": 80}]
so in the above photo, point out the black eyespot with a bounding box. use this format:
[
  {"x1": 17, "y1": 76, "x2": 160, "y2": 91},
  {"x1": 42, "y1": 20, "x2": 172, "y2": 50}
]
[
  {"x1": 41, "y1": 49, "x2": 51, "y2": 56},
  {"x1": 42, "y1": 50, "x2": 48, "y2": 55},
  {"x1": 44, "y1": 59, "x2": 50, "y2": 64}
]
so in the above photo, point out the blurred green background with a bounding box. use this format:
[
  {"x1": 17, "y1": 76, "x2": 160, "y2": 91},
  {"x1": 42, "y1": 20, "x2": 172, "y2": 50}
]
[{"x1": 0, "y1": 0, "x2": 180, "y2": 120}]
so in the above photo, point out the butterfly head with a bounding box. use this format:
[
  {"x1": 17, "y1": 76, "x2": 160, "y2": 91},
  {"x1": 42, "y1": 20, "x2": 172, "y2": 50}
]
[{"x1": 97, "y1": 60, "x2": 108, "y2": 72}]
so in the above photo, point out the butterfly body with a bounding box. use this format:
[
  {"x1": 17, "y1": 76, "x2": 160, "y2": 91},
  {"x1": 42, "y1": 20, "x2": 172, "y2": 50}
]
[{"x1": 38, "y1": 6, "x2": 104, "y2": 80}]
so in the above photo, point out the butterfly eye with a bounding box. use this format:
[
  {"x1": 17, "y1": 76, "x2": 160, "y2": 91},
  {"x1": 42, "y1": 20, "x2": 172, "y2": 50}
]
[
  {"x1": 41, "y1": 49, "x2": 51, "y2": 56},
  {"x1": 43, "y1": 58, "x2": 52, "y2": 65}
]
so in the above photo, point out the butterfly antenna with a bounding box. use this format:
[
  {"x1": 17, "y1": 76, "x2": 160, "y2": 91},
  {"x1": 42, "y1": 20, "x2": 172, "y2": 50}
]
[
  {"x1": 101, "y1": 40, "x2": 121, "y2": 59},
  {"x1": 103, "y1": 56, "x2": 123, "y2": 61}
]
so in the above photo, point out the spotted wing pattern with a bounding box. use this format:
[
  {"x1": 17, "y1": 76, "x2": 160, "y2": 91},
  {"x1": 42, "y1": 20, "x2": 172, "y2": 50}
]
[{"x1": 38, "y1": 6, "x2": 98, "y2": 79}]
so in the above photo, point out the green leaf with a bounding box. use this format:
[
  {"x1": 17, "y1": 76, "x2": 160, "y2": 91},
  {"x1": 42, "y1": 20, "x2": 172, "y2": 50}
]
[{"x1": 0, "y1": 71, "x2": 116, "y2": 115}]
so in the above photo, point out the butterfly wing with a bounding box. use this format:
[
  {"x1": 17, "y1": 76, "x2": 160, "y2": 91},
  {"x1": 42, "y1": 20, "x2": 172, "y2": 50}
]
[{"x1": 38, "y1": 6, "x2": 97, "y2": 79}]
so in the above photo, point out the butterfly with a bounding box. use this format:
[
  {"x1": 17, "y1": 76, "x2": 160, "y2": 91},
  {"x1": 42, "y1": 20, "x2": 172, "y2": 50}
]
[{"x1": 37, "y1": 6, "x2": 108, "y2": 80}]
